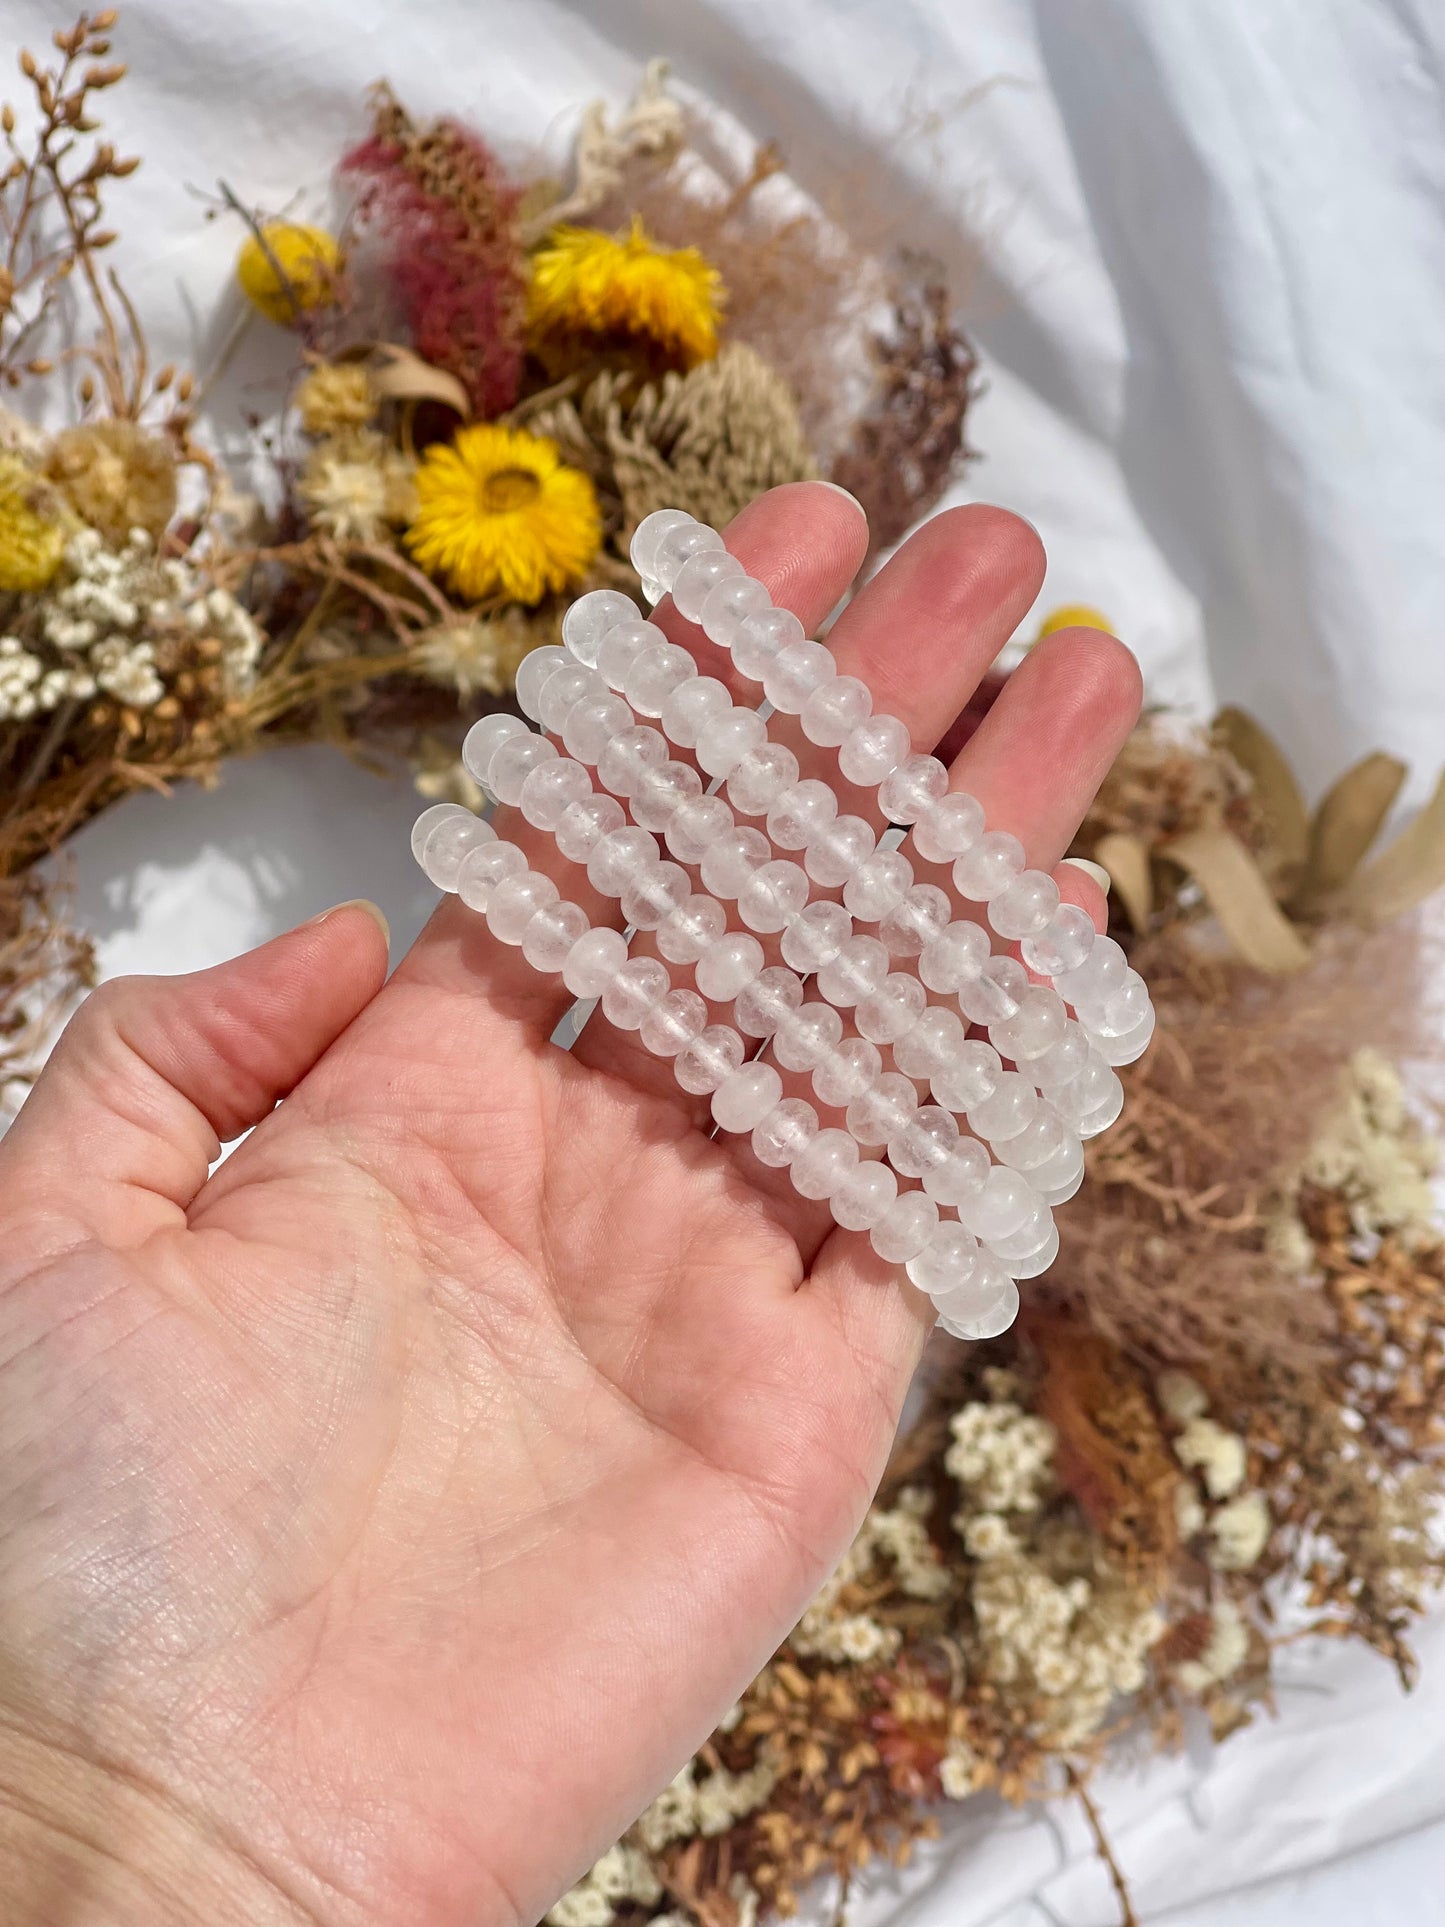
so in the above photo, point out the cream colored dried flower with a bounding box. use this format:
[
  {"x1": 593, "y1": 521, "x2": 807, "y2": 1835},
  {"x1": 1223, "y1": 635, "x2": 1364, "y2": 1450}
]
[
  {"x1": 1208, "y1": 1491, "x2": 1271, "y2": 1571},
  {"x1": 295, "y1": 361, "x2": 377, "y2": 438},
  {"x1": 939, "y1": 1740, "x2": 980, "y2": 1800},
  {"x1": 299, "y1": 431, "x2": 416, "y2": 543},
  {"x1": 1173, "y1": 1416, "x2": 1248, "y2": 1499},
  {"x1": 1177, "y1": 1599, "x2": 1251, "y2": 1693},
  {"x1": 413, "y1": 612, "x2": 540, "y2": 700},
  {"x1": 1155, "y1": 1369, "x2": 1209, "y2": 1425}
]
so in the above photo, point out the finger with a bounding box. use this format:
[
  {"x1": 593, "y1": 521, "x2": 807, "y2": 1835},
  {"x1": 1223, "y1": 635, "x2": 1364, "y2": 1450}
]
[{"x1": 0, "y1": 902, "x2": 389, "y2": 1255}]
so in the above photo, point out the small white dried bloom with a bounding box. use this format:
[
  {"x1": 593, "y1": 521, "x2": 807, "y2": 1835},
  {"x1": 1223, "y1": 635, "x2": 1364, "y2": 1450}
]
[
  {"x1": 1174, "y1": 1480, "x2": 1206, "y2": 1539},
  {"x1": 1209, "y1": 1491, "x2": 1271, "y2": 1570},
  {"x1": 545, "y1": 1886, "x2": 614, "y2": 1927},
  {"x1": 1174, "y1": 1416, "x2": 1248, "y2": 1498},
  {"x1": 1177, "y1": 1598, "x2": 1251, "y2": 1692},
  {"x1": 1155, "y1": 1370, "x2": 1209, "y2": 1424},
  {"x1": 939, "y1": 1741, "x2": 979, "y2": 1799}
]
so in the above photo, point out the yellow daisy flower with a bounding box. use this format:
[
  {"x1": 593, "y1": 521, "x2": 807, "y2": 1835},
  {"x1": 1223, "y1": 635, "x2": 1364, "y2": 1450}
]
[
  {"x1": 236, "y1": 222, "x2": 343, "y2": 326},
  {"x1": 405, "y1": 424, "x2": 601, "y2": 606},
  {"x1": 527, "y1": 218, "x2": 722, "y2": 371}
]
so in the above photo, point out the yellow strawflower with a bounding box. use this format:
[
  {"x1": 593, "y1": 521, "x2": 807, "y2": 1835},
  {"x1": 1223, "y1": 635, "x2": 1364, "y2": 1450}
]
[
  {"x1": 405, "y1": 424, "x2": 600, "y2": 606},
  {"x1": 1036, "y1": 603, "x2": 1114, "y2": 639},
  {"x1": 0, "y1": 454, "x2": 67, "y2": 592},
  {"x1": 236, "y1": 222, "x2": 343, "y2": 325},
  {"x1": 527, "y1": 218, "x2": 722, "y2": 370}
]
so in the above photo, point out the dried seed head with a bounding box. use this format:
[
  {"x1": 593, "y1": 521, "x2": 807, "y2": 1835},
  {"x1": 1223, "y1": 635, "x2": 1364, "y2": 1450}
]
[
  {"x1": 92, "y1": 10, "x2": 119, "y2": 31},
  {"x1": 154, "y1": 364, "x2": 174, "y2": 393},
  {"x1": 20, "y1": 50, "x2": 39, "y2": 80},
  {"x1": 79, "y1": 373, "x2": 96, "y2": 403},
  {"x1": 111, "y1": 154, "x2": 140, "y2": 177},
  {"x1": 1, "y1": 104, "x2": 14, "y2": 134}
]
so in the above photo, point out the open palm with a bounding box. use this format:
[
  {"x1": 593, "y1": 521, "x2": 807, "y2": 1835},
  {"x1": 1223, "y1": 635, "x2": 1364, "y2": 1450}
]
[{"x1": 0, "y1": 485, "x2": 1140, "y2": 1927}]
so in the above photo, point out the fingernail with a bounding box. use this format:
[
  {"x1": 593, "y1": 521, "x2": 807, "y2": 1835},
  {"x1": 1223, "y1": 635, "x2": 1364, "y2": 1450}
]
[
  {"x1": 309, "y1": 897, "x2": 390, "y2": 944},
  {"x1": 1062, "y1": 857, "x2": 1111, "y2": 896},
  {"x1": 814, "y1": 479, "x2": 867, "y2": 518}
]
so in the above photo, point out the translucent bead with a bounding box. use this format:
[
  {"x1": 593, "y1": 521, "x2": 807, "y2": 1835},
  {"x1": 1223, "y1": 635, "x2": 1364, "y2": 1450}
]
[
  {"x1": 659, "y1": 674, "x2": 731, "y2": 749},
  {"x1": 953, "y1": 829, "x2": 1025, "y2": 903},
  {"x1": 733, "y1": 605, "x2": 805, "y2": 682},
  {"x1": 773, "y1": 1001, "x2": 844, "y2": 1072},
  {"x1": 597, "y1": 618, "x2": 668, "y2": 690},
  {"x1": 665, "y1": 794, "x2": 735, "y2": 864},
  {"x1": 712, "y1": 1062, "x2": 784, "y2": 1134},
  {"x1": 958, "y1": 1167, "x2": 1042, "y2": 1242},
  {"x1": 922, "y1": 1138, "x2": 990, "y2": 1206},
  {"x1": 631, "y1": 759, "x2": 703, "y2": 833},
  {"x1": 967, "y1": 1071, "x2": 1039, "y2": 1144},
  {"x1": 657, "y1": 894, "x2": 727, "y2": 965},
  {"x1": 598, "y1": 724, "x2": 667, "y2": 797},
  {"x1": 519, "y1": 756, "x2": 593, "y2": 831},
  {"x1": 514, "y1": 644, "x2": 567, "y2": 721},
  {"x1": 1021, "y1": 902, "x2": 1097, "y2": 977},
  {"x1": 624, "y1": 642, "x2": 695, "y2": 718},
  {"x1": 763, "y1": 640, "x2": 836, "y2": 715},
  {"x1": 521, "y1": 899, "x2": 590, "y2": 973},
  {"x1": 990, "y1": 869, "x2": 1061, "y2": 941},
  {"x1": 727, "y1": 742, "x2": 800, "y2": 816},
  {"x1": 737, "y1": 859, "x2": 811, "y2": 933},
  {"x1": 620, "y1": 860, "x2": 691, "y2": 930},
  {"x1": 1076, "y1": 1076, "x2": 1126, "y2": 1139},
  {"x1": 812, "y1": 1036, "x2": 884, "y2": 1108},
  {"x1": 892, "y1": 1006, "x2": 968, "y2": 1081},
  {"x1": 673, "y1": 549, "x2": 744, "y2": 623},
  {"x1": 601, "y1": 956, "x2": 671, "y2": 1030},
  {"x1": 934, "y1": 1264, "x2": 1019, "y2": 1341},
  {"x1": 751, "y1": 1098, "x2": 820, "y2": 1169},
  {"x1": 1090, "y1": 970, "x2": 1152, "y2": 1038},
  {"x1": 674, "y1": 1024, "x2": 745, "y2": 1095},
  {"x1": 911, "y1": 789, "x2": 984, "y2": 865},
  {"x1": 791, "y1": 1128, "x2": 859, "y2": 1200},
  {"x1": 563, "y1": 588, "x2": 641, "y2": 667},
  {"x1": 799, "y1": 674, "x2": 871, "y2": 747},
  {"x1": 653, "y1": 519, "x2": 723, "y2": 590},
  {"x1": 411, "y1": 802, "x2": 469, "y2": 867},
  {"x1": 930, "y1": 1041, "x2": 1003, "y2": 1113},
  {"x1": 768, "y1": 779, "x2": 838, "y2": 851},
  {"x1": 562, "y1": 693, "x2": 633, "y2": 765},
  {"x1": 695, "y1": 931, "x2": 766, "y2": 1002},
  {"x1": 628, "y1": 510, "x2": 693, "y2": 582},
  {"x1": 803, "y1": 814, "x2": 876, "y2": 888},
  {"x1": 1033, "y1": 1024, "x2": 1092, "y2": 1092},
  {"x1": 906, "y1": 1221, "x2": 980, "y2": 1297},
  {"x1": 1054, "y1": 934, "x2": 1128, "y2": 1013},
  {"x1": 887, "y1": 1105, "x2": 960, "y2": 1179},
  {"x1": 870, "y1": 1190, "x2": 940, "y2": 1264},
  {"x1": 562, "y1": 925, "x2": 629, "y2": 999},
  {"x1": 554, "y1": 791, "x2": 626, "y2": 863},
  {"x1": 734, "y1": 966, "x2": 805, "y2": 1039},
  {"x1": 838, "y1": 712, "x2": 911, "y2": 787},
  {"x1": 918, "y1": 919, "x2": 990, "y2": 993},
  {"x1": 424, "y1": 812, "x2": 496, "y2": 891},
  {"x1": 699, "y1": 826, "x2": 771, "y2": 898},
  {"x1": 461, "y1": 712, "x2": 527, "y2": 786},
  {"x1": 1033, "y1": 1137, "x2": 1086, "y2": 1200},
  {"x1": 700, "y1": 573, "x2": 770, "y2": 649},
  {"x1": 985, "y1": 1205, "x2": 1053, "y2": 1263},
  {"x1": 998, "y1": 1107, "x2": 1070, "y2": 1173},
  {"x1": 696, "y1": 707, "x2": 768, "y2": 779},
  {"x1": 999, "y1": 1220, "x2": 1059, "y2": 1280},
  {"x1": 957, "y1": 955, "x2": 1026, "y2": 1027},
  {"x1": 488, "y1": 731, "x2": 558, "y2": 805},
  {"x1": 817, "y1": 935, "x2": 890, "y2": 1007},
  {"x1": 832, "y1": 1161, "x2": 899, "y2": 1232},
  {"x1": 845, "y1": 1072, "x2": 918, "y2": 1147},
  {"x1": 455, "y1": 837, "x2": 521, "y2": 910},
  {"x1": 587, "y1": 826, "x2": 660, "y2": 897},
  {"x1": 538, "y1": 661, "x2": 607, "y2": 735},
  {"x1": 1094, "y1": 1007, "x2": 1155, "y2": 1067},
  {"x1": 991, "y1": 985, "x2": 1068, "y2": 1063},
  {"x1": 879, "y1": 884, "x2": 951, "y2": 957},
  {"x1": 878, "y1": 754, "x2": 948, "y2": 825},
  {"x1": 855, "y1": 972, "x2": 927, "y2": 1045},
  {"x1": 780, "y1": 899, "x2": 852, "y2": 974},
  {"x1": 843, "y1": 849, "x2": 914, "y2": 922}
]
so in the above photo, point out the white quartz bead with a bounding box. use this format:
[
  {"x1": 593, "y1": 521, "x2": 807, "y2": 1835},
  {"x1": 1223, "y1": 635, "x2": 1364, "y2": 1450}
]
[
  {"x1": 953, "y1": 829, "x2": 1025, "y2": 902},
  {"x1": 991, "y1": 984, "x2": 1069, "y2": 1063},
  {"x1": 832, "y1": 1161, "x2": 899, "y2": 1231},
  {"x1": 812, "y1": 1036, "x2": 884, "y2": 1108},
  {"x1": 957, "y1": 954, "x2": 1027, "y2": 1027},
  {"x1": 488, "y1": 730, "x2": 558, "y2": 805},
  {"x1": 892, "y1": 1006, "x2": 968, "y2": 1081},
  {"x1": 598, "y1": 723, "x2": 667, "y2": 797},
  {"x1": 696, "y1": 707, "x2": 768, "y2": 779},
  {"x1": 602, "y1": 956, "x2": 671, "y2": 1030},
  {"x1": 1021, "y1": 902, "x2": 1097, "y2": 977},
  {"x1": 878, "y1": 754, "x2": 948, "y2": 825},
  {"x1": 554, "y1": 791, "x2": 626, "y2": 862},
  {"x1": 843, "y1": 848, "x2": 914, "y2": 922},
  {"x1": 985, "y1": 1205, "x2": 1054, "y2": 1263},
  {"x1": 1033, "y1": 1023, "x2": 1093, "y2": 1092},
  {"x1": 538, "y1": 660, "x2": 607, "y2": 734},
  {"x1": 673, "y1": 548, "x2": 744, "y2": 623},
  {"x1": 1094, "y1": 1007, "x2": 1155, "y2": 1066},
  {"x1": 997, "y1": 1107, "x2": 1070, "y2": 1172},
  {"x1": 674, "y1": 1023, "x2": 745, "y2": 1095},
  {"x1": 817, "y1": 934, "x2": 890, "y2": 1007},
  {"x1": 768, "y1": 778, "x2": 837, "y2": 851},
  {"x1": 657, "y1": 893, "x2": 727, "y2": 965},
  {"x1": 1050, "y1": 1053, "x2": 1118, "y2": 1124},
  {"x1": 780, "y1": 899, "x2": 852, "y2": 974},
  {"x1": 737, "y1": 859, "x2": 810, "y2": 933},
  {"x1": 906, "y1": 1220, "x2": 980, "y2": 1297},
  {"x1": 562, "y1": 693, "x2": 632, "y2": 765},
  {"x1": 624, "y1": 642, "x2": 695, "y2": 717},
  {"x1": 587, "y1": 825, "x2": 660, "y2": 897},
  {"x1": 1033, "y1": 1137, "x2": 1086, "y2": 1201},
  {"x1": 763, "y1": 640, "x2": 836, "y2": 715},
  {"x1": 879, "y1": 884, "x2": 951, "y2": 957},
  {"x1": 958, "y1": 1167, "x2": 1043, "y2": 1243},
  {"x1": 597, "y1": 618, "x2": 668, "y2": 690},
  {"x1": 930, "y1": 1040, "x2": 1004, "y2": 1113},
  {"x1": 727, "y1": 742, "x2": 800, "y2": 816},
  {"x1": 838, "y1": 712, "x2": 911, "y2": 787},
  {"x1": 922, "y1": 1138, "x2": 990, "y2": 1207},
  {"x1": 752, "y1": 1098, "x2": 820, "y2": 1169},
  {"x1": 934, "y1": 1261, "x2": 1019, "y2": 1341},
  {"x1": 845, "y1": 1072, "x2": 918, "y2": 1147},
  {"x1": 870, "y1": 1189, "x2": 940, "y2": 1264},
  {"x1": 514, "y1": 644, "x2": 567, "y2": 720},
  {"x1": 487, "y1": 869, "x2": 559, "y2": 944},
  {"x1": 989, "y1": 868, "x2": 1061, "y2": 941},
  {"x1": 887, "y1": 1104, "x2": 960, "y2": 1179},
  {"x1": 462, "y1": 712, "x2": 527, "y2": 786},
  {"x1": 563, "y1": 588, "x2": 640, "y2": 666},
  {"x1": 735, "y1": 966, "x2": 805, "y2": 1038},
  {"x1": 803, "y1": 813, "x2": 876, "y2": 888},
  {"x1": 631, "y1": 759, "x2": 703, "y2": 833},
  {"x1": 855, "y1": 972, "x2": 927, "y2": 1045},
  {"x1": 695, "y1": 931, "x2": 766, "y2": 1002},
  {"x1": 423, "y1": 811, "x2": 497, "y2": 891},
  {"x1": 1076, "y1": 1077, "x2": 1126, "y2": 1138},
  {"x1": 772, "y1": 1000, "x2": 844, "y2": 1072},
  {"x1": 665, "y1": 794, "x2": 734, "y2": 864},
  {"x1": 629, "y1": 510, "x2": 693, "y2": 580},
  {"x1": 791, "y1": 1128, "x2": 859, "y2": 1200},
  {"x1": 733, "y1": 605, "x2": 805, "y2": 682},
  {"x1": 1089, "y1": 969, "x2": 1152, "y2": 1038},
  {"x1": 700, "y1": 573, "x2": 770, "y2": 648},
  {"x1": 713, "y1": 1061, "x2": 784, "y2": 1133},
  {"x1": 411, "y1": 802, "x2": 469, "y2": 867},
  {"x1": 620, "y1": 860, "x2": 692, "y2": 930},
  {"x1": 699, "y1": 825, "x2": 771, "y2": 898},
  {"x1": 653, "y1": 519, "x2": 723, "y2": 590},
  {"x1": 1054, "y1": 934, "x2": 1128, "y2": 1013},
  {"x1": 799, "y1": 674, "x2": 871, "y2": 747},
  {"x1": 455, "y1": 837, "x2": 520, "y2": 910},
  {"x1": 911, "y1": 789, "x2": 984, "y2": 865},
  {"x1": 659, "y1": 673, "x2": 731, "y2": 748},
  {"x1": 519, "y1": 756, "x2": 593, "y2": 831},
  {"x1": 918, "y1": 919, "x2": 990, "y2": 993},
  {"x1": 968, "y1": 1071, "x2": 1039, "y2": 1144},
  {"x1": 562, "y1": 925, "x2": 629, "y2": 999},
  {"x1": 1001, "y1": 1221, "x2": 1060, "y2": 1280},
  {"x1": 522, "y1": 900, "x2": 590, "y2": 973}
]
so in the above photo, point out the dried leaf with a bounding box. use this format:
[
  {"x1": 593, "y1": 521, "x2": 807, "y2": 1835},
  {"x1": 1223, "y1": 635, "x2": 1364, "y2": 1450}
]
[
  {"x1": 1214, "y1": 707, "x2": 1310, "y2": 874},
  {"x1": 1094, "y1": 831, "x2": 1154, "y2": 933},
  {"x1": 1297, "y1": 750, "x2": 1406, "y2": 907},
  {"x1": 363, "y1": 341, "x2": 471, "y2": 420},
  {"x1": 1339, "y1": 769, "x2": 1445, "y2": 926},
  {"x1": 1160, "y1": 827, "x2": 1312, "y2": 972}
]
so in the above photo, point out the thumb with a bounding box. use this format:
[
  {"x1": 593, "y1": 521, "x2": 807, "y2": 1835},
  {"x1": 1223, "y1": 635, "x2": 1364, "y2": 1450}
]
[{"x1": 0, "y1": 900, "x2": 389, "y2": 1251}]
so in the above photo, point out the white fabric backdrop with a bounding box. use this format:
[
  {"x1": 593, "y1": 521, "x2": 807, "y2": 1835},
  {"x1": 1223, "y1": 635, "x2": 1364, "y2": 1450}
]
[{"x1": 13, "y1": 0, "x2": 1445, "y2": 1919}]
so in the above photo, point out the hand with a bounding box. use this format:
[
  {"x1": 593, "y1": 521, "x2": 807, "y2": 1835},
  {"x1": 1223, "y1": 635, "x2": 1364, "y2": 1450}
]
[{"x1": 0, "y1": 484, "x2": 1140, "y2": 1927}]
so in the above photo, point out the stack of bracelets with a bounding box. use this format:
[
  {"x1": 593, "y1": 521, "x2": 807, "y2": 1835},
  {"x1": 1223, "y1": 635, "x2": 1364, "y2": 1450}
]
[{"x1": 410, "y1": 508, "x2": 1154, "y2": 1343}]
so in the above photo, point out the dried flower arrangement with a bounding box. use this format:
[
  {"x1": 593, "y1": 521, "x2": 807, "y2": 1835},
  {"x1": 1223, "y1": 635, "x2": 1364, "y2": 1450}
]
[{"x1": 2, "y1": 20, "x2": 1443, "y2": 1927}]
